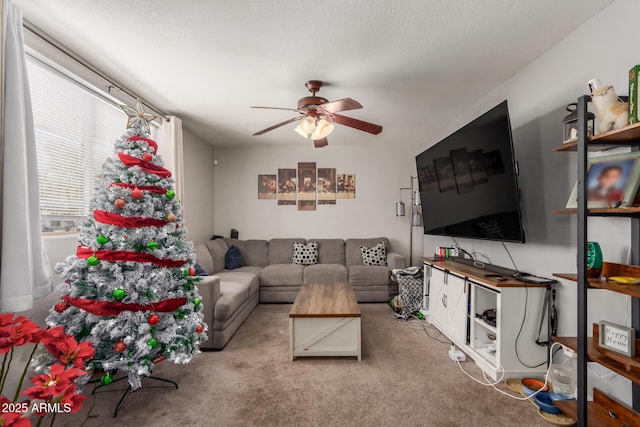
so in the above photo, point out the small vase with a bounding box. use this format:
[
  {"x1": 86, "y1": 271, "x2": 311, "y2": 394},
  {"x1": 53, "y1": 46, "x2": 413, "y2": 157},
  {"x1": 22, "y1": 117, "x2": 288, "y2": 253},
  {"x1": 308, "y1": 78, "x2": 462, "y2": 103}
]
[{"x1": 586, "y1": 242, "x2": 603, "y2": 278}]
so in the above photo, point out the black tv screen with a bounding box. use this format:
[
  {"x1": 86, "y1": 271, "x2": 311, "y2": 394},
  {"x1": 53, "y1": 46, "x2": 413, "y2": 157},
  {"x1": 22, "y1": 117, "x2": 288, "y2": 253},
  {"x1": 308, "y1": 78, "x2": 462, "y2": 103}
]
[{"x1": 415, "y1": 101, "x2": 525, "y2": 243}]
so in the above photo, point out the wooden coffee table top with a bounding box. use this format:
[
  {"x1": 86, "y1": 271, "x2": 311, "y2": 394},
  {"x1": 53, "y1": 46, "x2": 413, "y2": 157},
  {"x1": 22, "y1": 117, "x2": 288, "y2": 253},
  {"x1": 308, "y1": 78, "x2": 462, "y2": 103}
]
[{"x1": 289, "y1": 283, "x2": 360, "y2": 318}]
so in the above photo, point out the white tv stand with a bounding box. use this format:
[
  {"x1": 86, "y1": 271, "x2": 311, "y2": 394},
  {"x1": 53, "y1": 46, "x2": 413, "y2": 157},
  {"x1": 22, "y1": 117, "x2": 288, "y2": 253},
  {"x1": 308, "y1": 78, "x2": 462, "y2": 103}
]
[{"x1": 423, "y1": 258, "x2": 550, "y2": 380}]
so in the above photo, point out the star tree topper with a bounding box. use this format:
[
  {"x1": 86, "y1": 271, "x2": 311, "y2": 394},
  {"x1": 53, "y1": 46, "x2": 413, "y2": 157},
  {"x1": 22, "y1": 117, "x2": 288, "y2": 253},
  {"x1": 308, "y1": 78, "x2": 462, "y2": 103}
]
[{"x1": 120, "y1": 98, "x2": 157, "y2": 134}]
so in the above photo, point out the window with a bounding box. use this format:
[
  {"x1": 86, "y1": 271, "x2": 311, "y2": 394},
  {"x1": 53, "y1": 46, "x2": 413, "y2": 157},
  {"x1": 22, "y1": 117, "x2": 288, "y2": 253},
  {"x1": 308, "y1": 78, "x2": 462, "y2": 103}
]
[{"x1": 26, "y1": 57, "x2": 154, "y2": 234}]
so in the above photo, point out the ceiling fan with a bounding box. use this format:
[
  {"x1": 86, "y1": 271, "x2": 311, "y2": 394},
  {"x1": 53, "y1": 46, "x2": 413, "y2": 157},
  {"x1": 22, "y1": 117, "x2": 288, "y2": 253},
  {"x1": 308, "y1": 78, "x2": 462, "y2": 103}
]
[{"x1": 251, "y1": 80, "x2": 383, "y2": 148}]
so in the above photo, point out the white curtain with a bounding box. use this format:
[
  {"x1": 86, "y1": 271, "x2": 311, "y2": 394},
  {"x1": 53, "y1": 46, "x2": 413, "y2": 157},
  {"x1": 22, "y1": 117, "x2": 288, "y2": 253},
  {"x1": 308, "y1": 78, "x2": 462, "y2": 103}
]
[
  {"x1": 0, "y1": 0, "x2": 52, "y2": 312},
  {"x1": 159, "y1": 115, "x2": 185, "y2": 206}
]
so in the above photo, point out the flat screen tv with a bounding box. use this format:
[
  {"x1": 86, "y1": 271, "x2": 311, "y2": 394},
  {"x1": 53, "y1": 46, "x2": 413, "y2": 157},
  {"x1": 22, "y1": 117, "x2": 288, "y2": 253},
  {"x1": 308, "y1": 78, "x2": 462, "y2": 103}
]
[{"x1": 415, "y1": 101, "x2": 525, "y2": 243}]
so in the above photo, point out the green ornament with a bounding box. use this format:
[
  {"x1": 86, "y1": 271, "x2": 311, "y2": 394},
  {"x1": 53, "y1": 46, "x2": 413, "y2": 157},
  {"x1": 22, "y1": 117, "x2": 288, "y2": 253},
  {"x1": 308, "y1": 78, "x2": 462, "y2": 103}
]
[
  {"x1": 193, "y1": 298, "x2": 201, "y2": 308},
  {"x1": 165, "y1": 189, "x2": 176, "y2": 199},
  {"x1": 147, "y1": 338, "x2": 158, "y2": 348},
  {"x1": 96, "y1": 235, "x2": 109, "y2": 245},
  {"x1": 86, "y1": 255, "x2": 99, "y2": 266},
  {"x1": 112, "y1": 288, "x2": 126, "y2": 300},
  {"x1": 147, "y1": 241, "x2": 159, "y2": 250},
  {"x1": 175, "y1": 310, "x2": 185, "y2": 319},
  {"x1": 100, "y1": 373, "x2": 113, "y2": 386},
  {"x1": 183, "y1": 282, "x2": 193, "y2": 291},
  {"x1": 183, "y1": 269, "x2": 189, "y2": 277}
]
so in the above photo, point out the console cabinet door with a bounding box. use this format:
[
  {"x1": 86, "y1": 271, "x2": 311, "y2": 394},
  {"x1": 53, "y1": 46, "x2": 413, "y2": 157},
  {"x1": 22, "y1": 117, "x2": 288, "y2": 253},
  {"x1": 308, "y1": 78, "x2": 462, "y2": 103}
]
[
  {"x1": 428, "y1": 267, "x2": 447, "y2": 325},
  {"x1": 445, "y1": 273, "x2": 468, "y2": 345}
]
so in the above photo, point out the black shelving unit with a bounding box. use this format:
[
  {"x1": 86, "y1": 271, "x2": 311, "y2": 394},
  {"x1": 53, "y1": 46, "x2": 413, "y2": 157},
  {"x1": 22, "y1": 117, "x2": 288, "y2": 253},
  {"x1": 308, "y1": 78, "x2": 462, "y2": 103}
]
[{"x1": 553, "y1": 95, "x2": 640, "y2": 426}]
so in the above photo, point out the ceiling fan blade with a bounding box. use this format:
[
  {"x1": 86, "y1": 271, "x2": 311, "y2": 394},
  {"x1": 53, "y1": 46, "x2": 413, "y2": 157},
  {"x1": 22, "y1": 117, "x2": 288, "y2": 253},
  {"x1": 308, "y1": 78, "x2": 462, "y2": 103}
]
[
  {"x1": 319, "y1": 98, "x2": 363, "y2": 114},
  {"x1": 313, "y1": 137, "x2": 329, "y2": 148},
  {"x1": 251, "y1": 106, "x2": 301, "y2": 113},
  {"x1": 253, "y1": 117, "x2": 302, "y2": 136},
  {"x1": 331, "y1": 113, "x2": 383, "y2": 135}
]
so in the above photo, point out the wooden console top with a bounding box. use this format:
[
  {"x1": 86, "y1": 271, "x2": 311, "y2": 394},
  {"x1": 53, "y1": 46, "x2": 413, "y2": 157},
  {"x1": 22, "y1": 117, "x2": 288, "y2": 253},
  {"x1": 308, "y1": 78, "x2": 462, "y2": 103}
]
[{"x1": 423, "y1": 258, "x2": 547, "y2": 288}]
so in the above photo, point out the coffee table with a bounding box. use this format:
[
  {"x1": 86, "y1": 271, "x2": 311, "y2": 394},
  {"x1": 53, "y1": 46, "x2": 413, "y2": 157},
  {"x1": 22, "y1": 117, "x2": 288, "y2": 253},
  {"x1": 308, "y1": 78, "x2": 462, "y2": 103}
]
[{"x1": 289, "y1": 283, "x2": 361, "y2": 361}]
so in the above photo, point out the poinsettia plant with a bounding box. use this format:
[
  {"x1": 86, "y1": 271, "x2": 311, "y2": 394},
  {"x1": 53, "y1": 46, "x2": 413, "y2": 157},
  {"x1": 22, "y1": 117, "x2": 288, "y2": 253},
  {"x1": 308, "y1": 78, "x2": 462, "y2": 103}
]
[{"x1": 0, "y1": 313, "x2": 94, "y2": 426}]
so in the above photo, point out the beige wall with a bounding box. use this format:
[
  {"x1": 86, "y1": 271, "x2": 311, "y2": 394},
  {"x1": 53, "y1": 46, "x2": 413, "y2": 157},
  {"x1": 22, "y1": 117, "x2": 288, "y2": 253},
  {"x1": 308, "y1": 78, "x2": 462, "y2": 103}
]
[
  {"x1": 182, "y1": 128, "x2": 216, "y2": 242},
  {"x1": 213, "y1": 143, "x2": 419, "y2": 262}
]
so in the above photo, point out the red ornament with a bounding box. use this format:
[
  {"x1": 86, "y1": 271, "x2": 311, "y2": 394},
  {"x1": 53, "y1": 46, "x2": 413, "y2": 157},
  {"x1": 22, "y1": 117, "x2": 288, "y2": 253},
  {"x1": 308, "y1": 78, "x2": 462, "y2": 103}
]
[
  {"x1": 196, "y1": 324, "x2": 204, "y2": 334},
  {"x1": 114, "y1": 198, "x2": 126, "y2": 209},
  {"x1": 114, "y1": 340, "x2": 126, "y2": 352},
  {"x1": 142, "y1": 153, "x2": 153, "y2": 162},
  {"x1": 131, "y1": 188, "x2": 143, "y2": 199},
  {"x1": 148, "y1": 314, "x2": 160, "y2": 325},
  {"x1": 54, "y1": 301, "x2": 68, "y2": 313},
  {"x1": 188, "y1": 267, "x2": 196, "y2": 277}
]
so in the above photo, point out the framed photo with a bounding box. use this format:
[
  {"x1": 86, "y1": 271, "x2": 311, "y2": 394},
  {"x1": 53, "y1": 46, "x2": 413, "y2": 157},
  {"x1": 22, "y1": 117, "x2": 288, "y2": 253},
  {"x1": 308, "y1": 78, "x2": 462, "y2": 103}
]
[
  {"x1": 468, "y1": 149, "x2": 488, "y2": 184},
  {"x1": 599, "y1": 321, "x2": 635, "y2": 357},
  {"x1": 318, "y1": 168, "x2": 336, "y2": 205},
  {"x1": 258, "y1": 174, "x2": 276, "y2": 199},
  {"x1": 298, "y1": 162, "x2": 316, "y2": 211},
  {"x1": 337, "y1": 174, "x2": 356, "y2": 199},
  {"x1": 277, "y1": 169, "x2": 297, "y2": 205},
  {"x1": 484, "y1": 150, "x2": 505, "y2": 176},
  {"x1": 566, "y1": 152, "x2": 640, "y2": 208},
  {"x1": 417, "y1": 164, "x2": 438, "y2": 192}
]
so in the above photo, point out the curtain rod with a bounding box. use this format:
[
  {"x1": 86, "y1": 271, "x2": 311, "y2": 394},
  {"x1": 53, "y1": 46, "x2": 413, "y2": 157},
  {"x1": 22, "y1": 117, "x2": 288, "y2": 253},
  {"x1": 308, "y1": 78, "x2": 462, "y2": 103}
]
[{"x1": 22, "y1": 19, "x2": 170, "y2": 120}]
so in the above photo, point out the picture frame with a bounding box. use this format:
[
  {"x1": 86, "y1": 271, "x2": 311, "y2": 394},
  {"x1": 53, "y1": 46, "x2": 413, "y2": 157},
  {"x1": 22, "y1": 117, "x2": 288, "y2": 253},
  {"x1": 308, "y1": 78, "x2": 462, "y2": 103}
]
[
  {"x1": 598, "y1": 320, "x2": 635, "y2": 357},
  {"x1": 566, "y1": 152, "x2": 640, "y2": 209}
]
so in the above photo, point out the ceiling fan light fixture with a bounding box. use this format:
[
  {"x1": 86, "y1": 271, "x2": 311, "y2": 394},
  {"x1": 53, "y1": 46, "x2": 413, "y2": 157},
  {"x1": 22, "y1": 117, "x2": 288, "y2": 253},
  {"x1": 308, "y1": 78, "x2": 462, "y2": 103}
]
[
  {"x1": 294, "y1": 117, "x2": 316, "y2": 139},
  {"x1": 312, "y1": 118, "x2": 334, "y2": 140}
]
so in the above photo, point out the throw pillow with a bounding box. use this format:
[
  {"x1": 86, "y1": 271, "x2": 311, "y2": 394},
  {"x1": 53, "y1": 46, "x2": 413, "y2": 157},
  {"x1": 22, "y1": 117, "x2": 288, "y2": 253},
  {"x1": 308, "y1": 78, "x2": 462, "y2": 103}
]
[
  {"x1": 360, "y1": 242, "x2": 388, "y2": 266},
  {"x1": 292, "y1": 241, "x2": 319, "y2": 266},
  {"x1": 194, "y1": 263, "x2": 209, "y2": 276},
  {"x1": 225, "y1": 245, "x2": 243, "y2": 270}
]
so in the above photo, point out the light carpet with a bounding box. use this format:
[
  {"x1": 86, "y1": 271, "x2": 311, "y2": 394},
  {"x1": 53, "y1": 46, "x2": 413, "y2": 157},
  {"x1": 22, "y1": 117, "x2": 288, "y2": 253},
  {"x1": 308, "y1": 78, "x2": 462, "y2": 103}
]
[{"x1": 34, "y1": 302, "x2": 548, "y2": 426}]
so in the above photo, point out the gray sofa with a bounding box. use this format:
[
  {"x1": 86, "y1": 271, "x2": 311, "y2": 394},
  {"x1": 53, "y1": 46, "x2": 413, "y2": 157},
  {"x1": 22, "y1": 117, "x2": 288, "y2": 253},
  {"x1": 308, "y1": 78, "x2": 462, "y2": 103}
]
[{"x1": 194, "y1": 237, "x2": 405, "y2": 349}]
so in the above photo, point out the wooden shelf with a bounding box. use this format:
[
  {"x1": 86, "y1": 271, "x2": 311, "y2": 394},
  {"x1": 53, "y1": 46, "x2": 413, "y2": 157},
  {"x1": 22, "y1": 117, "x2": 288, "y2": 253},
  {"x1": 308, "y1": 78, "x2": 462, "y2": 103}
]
[
  {"x1": 552, "y1": 336, "x2": 640, "y2": 385},
  {"x1": 555, "y1": 389, "x2": 639, "y2": 426},
  {"x1": 591, "y1": 121, "x2": 640, "y2": 143},
  {"x1": 552, "y1": 122, "x2": 640, "y2": 152},
  {"x1": 553, "y1": 140, "x2": 620, "y2": 152},
  {"x1": 553, "y1": 262, "x2": 640, "y2": 298},
  {"x1": 553, "y1": 274, "x2": 640, "y2": 298},
  {"x1": 552, "y1": 207, "x2": 640, "y2": 216}
]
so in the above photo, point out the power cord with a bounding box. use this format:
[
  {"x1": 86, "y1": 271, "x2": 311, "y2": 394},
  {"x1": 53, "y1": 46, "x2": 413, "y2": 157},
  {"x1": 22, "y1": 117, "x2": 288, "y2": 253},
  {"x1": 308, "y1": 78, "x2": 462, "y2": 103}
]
[
  {"x1": 502, "y1": 242, "x2": 547, "y2": 369},
  {"x1": 454, "y1": 342, "x2": 563, "y2": 401}
]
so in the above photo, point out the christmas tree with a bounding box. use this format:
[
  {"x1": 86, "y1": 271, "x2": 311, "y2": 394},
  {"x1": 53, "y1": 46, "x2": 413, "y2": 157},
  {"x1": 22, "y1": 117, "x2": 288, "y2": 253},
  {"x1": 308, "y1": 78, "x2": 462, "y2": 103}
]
[{"x1": 37, "y1": 100, "x2": 206, "y2": 389}]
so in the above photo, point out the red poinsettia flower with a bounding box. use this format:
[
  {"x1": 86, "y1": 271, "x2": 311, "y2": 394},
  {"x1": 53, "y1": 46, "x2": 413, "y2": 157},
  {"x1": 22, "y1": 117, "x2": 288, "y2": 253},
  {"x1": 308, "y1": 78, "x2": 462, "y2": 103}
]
[
  {"x1": 41, "y1": 328, "x2": 95, "y2": 369},
  {"x1": 22, "y1": 363, "x2": 86, "y2": 401},
  {"x1": 0, "y1": 315, "x2": 41, "y2": 354},
  {"x1": 60, "y1": 384, "x2": 86, "y2": 413},
  {"x1": 0, "y1": 395, "x2": 30, "y2": 427}
]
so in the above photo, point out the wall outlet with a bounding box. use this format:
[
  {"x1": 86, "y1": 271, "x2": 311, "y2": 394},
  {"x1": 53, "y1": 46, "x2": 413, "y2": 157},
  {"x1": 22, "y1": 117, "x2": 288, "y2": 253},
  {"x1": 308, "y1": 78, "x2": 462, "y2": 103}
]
[{"x1": 449, "y1": 349, "x2": 466, "y2": 362}]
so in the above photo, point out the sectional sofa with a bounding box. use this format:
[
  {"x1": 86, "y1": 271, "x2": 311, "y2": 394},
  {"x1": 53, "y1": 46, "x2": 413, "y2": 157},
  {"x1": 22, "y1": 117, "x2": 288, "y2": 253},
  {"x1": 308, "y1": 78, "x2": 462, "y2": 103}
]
[{"x1": 194, "y1": 237, "x2": 405, "y2": 349}]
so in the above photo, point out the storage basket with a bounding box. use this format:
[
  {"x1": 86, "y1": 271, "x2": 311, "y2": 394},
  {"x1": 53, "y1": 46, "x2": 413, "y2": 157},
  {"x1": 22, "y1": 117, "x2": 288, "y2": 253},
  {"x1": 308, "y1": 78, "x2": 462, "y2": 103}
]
[{"x1": 396, "y1": 273, "x2": 423, "y2": 318}]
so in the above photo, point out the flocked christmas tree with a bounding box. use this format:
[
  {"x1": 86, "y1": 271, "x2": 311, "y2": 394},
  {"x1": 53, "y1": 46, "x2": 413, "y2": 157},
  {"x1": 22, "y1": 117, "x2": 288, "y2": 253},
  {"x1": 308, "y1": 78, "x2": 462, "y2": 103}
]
[{"x1": 37, "y1": 99, "x2": 206, "y2": 389}]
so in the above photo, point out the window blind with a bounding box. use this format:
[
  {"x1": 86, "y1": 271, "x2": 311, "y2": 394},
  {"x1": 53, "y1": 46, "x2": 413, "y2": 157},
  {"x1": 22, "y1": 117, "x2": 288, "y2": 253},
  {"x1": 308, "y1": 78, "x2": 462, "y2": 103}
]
[{"x1": 26, "y1": 56, "x2": 126, "y2": 221}]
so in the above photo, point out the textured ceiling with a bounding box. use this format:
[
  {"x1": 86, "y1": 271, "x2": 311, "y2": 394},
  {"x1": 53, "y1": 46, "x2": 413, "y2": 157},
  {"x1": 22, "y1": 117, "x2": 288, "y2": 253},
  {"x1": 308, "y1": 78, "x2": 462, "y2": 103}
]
[{"x1": 16, "y1": 0, "x2": 612, "y2": 147}]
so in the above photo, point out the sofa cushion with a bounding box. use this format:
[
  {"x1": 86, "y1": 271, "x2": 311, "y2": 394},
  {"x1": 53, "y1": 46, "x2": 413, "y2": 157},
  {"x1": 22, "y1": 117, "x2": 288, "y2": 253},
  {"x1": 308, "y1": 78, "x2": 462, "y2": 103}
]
[
  {"x1": 293, "y1": 241, "x2": 318, "y2": 266},
  {"x1": 360, "y1": 242, "x2": 388, "y2": 266},
  {"x1": 346, "y1": 238, "x2": 390, "y2": 266},
  {"x1": 194, "y1": 243, "x2": 214, "y2": 275},
  {"x1": 225, "y1": 245, "x2": 243, "y2": 270},
  {"x1": 214, "y1": 269, "x2": 259, "y2": 297},
  {"x1": 348, "y1": 265, "x2": 390, "y2": 286},
  {"x1": 214, "y1": 281, "x2": 251, "y2": 322},
  {"x1": 204, "y1": 239, "x2": 229, "y2": 273},
  {"x1": 268, "y1": 238, "x2": 305, "y2": 265},
  {"x1": 303, "y1": 264, "x2": 348, "y2": 284},
  {"x1": 260, "y1": 264, "x2": 305, "y2": 287},
  {"x1": 309, "y1": 239, "x2": 345, "y2": 264},
  {"x1": 224, "y1": 238, "x2": 269, "y2": 267}
]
